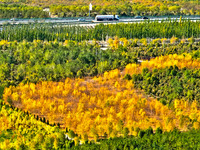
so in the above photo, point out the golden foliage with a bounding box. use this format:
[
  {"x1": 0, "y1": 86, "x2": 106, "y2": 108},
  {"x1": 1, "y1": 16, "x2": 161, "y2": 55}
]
[
  {"x1": 170, "y1": 36, "x2": 179, "y2": 44},
  {"x1": 125, "y1": 54, "x2": 200, "y2": 75},
  {"x1": 3, "y1": 58, "x2": 200, "y2": 138}
]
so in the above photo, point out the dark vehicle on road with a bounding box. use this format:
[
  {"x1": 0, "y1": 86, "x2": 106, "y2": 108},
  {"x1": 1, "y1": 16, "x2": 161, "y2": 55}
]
[
  {"x1": 143, "y1": 16, "x2": 148, "y2": 19},
  {"x1": 134, "y1": 16, "x2": 148, "y2": 19}
]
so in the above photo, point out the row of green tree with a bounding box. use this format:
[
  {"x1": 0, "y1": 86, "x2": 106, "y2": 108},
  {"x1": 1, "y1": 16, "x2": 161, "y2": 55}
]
[
  {"x1": 72, "y1": 128, "x2": 200, "y2": 149},
  {"x1": 1, "y1": 39, "x2": 199, "y2": 87},
  {"x1": 0, "y1": 20, "x2": 199, "y2": 41},
  {"x1": 128, "y1": 66, "x2": 200, "y2": 104},
  {"x1": 121, "y1": 41, "x2": 200, "y2": 60},
  {"x1": 50, "y1": 3, "x2": 200, "y2": 17},
  {"x1": 0, "y1": 40, "x2": 137, "y2": 86},
  {"x1": 0, "y1": 2, "x2": 199, "y2": 18},
  {"x1": 0, "y1": 4, "x2": 49, "y2": 19}
]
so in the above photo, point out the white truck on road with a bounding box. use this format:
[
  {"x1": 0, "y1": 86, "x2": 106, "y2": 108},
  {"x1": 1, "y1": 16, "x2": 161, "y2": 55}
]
[{"x1": 93, "y1": 15, "x2": 119, "y2": 22}]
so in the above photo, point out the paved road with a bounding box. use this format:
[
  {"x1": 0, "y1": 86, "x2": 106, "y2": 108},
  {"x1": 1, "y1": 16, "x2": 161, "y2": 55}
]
[{"x1": 0, "y1": 16, "x2": 199, "y2": 26}]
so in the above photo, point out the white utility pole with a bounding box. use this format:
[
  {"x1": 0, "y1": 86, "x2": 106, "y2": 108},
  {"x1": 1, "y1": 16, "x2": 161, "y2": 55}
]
[{"x1": 89, "y1": 3, "x2": 92, "y2": 17}]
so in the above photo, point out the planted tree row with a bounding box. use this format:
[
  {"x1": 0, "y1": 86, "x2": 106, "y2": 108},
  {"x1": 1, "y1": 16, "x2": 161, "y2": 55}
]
[
  {"x1": 50, "y1": 3, "x2": 200, "y2": 17},
  {"x1": 0, "y1": 40, "x2": 137, "y2": 86},
  {"x1": 112, "y1": 39, "x2": 200, "y2": 60},
  {"x1": 71, "y1": 128, "x2": 200, "y2": 150},
  {"x1": 0, "y1": 20, "x2": 199, "y2": 42},
  {"x1": 129, "y1": 66, "x2": 200, "y2": 104},
  {"x1": 1, "y1": 39, "x2": 200, "y2": 87},
  {"x1": 1, "y1": 0, "x2": 199, "y2": 17},
  {"x1": 0, "y1": 4, "x2": 49, "y2": 19}
]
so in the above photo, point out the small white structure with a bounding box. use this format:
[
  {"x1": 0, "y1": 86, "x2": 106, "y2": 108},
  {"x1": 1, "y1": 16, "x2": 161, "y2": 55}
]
[{"x1": 43, "y1": 8, "x2": 51, "y2": 17}]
